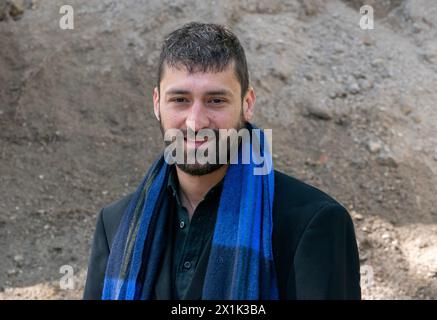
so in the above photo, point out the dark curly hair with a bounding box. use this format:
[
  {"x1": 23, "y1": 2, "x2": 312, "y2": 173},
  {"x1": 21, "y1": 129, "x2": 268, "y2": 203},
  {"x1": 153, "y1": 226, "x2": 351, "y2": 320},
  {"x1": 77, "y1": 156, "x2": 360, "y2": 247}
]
[{"x1": 156, "y1": 22, "x2": 249, "y2": 102}]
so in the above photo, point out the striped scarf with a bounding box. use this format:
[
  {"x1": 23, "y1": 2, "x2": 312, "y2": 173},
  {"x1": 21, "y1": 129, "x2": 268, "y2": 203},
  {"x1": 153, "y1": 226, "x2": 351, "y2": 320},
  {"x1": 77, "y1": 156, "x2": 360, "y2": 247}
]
[{"x1": 102, "y1": 123, "x2": 279, "y2": 299}]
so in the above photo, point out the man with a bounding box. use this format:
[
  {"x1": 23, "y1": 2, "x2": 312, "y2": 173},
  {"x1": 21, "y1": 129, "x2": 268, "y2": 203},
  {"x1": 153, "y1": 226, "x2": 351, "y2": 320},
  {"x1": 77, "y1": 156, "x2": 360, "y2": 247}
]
[{"x1": 83, "y1": 22, "x2": 361, "y2": 300}]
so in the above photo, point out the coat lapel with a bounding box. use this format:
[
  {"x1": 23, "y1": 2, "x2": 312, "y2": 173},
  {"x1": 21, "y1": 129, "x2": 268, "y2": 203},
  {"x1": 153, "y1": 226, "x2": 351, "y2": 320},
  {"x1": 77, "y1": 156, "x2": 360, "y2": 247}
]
[{"x1": 153, "y1": 195, "x2": 174, "y2": 300}]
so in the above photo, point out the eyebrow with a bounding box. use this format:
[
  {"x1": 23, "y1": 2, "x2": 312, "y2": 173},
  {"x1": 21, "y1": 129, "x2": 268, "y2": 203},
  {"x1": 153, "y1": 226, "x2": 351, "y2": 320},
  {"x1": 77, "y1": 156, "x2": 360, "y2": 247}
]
[{"x1": 165, "y1": 89, "x2": 234, "y2": 97}]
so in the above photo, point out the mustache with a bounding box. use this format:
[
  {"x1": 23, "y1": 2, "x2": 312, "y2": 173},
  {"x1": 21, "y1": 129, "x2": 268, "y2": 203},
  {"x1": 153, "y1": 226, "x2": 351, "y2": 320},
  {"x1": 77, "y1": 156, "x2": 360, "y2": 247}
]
[{"x1": 180, "y1": 128, "x2": 221, "y2": 139}]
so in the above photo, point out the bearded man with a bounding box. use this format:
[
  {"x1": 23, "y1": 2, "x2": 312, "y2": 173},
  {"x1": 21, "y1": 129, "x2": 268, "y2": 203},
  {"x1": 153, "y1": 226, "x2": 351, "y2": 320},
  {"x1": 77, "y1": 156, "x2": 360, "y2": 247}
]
[{"x1": 83, "y1": 22, "x2": 361, "y2": 300}]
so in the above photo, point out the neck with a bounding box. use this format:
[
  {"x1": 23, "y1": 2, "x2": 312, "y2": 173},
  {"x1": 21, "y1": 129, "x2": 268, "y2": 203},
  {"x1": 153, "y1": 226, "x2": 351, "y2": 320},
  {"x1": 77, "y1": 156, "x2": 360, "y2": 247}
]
[{"x1": 176, "y1": 165, "x2": 228, "y2": 220}]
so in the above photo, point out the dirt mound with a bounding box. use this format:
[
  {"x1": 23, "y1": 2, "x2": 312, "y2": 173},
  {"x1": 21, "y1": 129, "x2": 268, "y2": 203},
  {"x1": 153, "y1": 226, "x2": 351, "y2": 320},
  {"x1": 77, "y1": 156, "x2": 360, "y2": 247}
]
[{"x1": 1, "y1": 0, "x2": 436, "y2": 299}]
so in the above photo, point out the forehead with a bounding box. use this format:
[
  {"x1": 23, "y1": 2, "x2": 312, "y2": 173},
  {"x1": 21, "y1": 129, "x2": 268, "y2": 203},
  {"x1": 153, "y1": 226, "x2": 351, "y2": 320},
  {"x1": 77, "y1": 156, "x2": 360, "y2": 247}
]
[{"x1": 160, "y1": 62, "x2": 241, "y2": 96}]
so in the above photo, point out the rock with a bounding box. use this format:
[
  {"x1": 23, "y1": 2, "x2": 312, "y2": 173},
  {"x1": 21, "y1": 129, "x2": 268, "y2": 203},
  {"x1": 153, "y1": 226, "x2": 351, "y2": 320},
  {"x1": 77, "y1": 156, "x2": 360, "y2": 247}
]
[
  {"x1": 14, "y1": 254, "x2": 24, "y2": 267},
  {"x1": 299, "y1": 0, "x2": 325, "y2": 17},
  {"x1": 330, "y1": 89, "x2": 347, "y2": 99},
  {"x1": 9, "y1": 0, "x2": 24, "y2": 19},
  {"x1": 371, "y1": 58, "x2": 384, "y2": 68},
  {"x1": 412, "y1": 115, "x2": 422, "y2": 124},
  {"x1": 398, "y1": 96, "x2": 414, "y2": 115},
  {"x1": 377, "y1": 148, "x2": 398, "y2": 167},
  {"x1": 51, "y1": 246, "x2": 63, "y2": 254},
  {"x1": 359, "y1": 79, "x2": 374, "y2": 91},
  {"x1": 367, "y1": 139, "x2": 382, "y2": 154},
  {"x1": 381, "y1": 68, "x2": 392, "y2": 79},
  {"x1": 7, "y1": 269, "x2": 18, "y2": 277},
  {"x1": 14, "y1": 254, "x2": 24, "y2": 263},
  {"x1": 416, "y1": 239, "x2": 429, "y2": 249},
  {"x1": 359, "y1": 251, "x2": 369, "y2": 262},
  {"x1": 400, "y1": 102, "x2": 413, "y2": 116},
  {"x1": 355, "y1": 213, "x2": 364, "y2": 221},
  {"x1": 305, "y1": 153, "x2": 328, "y2": 167},
  {"x1": 317, "y1": 153, "x2": 328, "y2": 165},
  {"x1": 305, "y1": 101, "x2": 332, "y2": 120},
  {"x1": 382, "y1": 233, "x2": 390, "y2": 240},
  {"x1": 351, "y1": 210, "x2": 364, "y2": 220},
  {"x1": 352, "y1": 71, "x2": 366, "y2": 80},
  {"x1": 334, "y1": 43, "x2": 345, "y2": 54},
  {"x1": 0, "y1": 0, "x2": 32, "y2": 21},
  {"x1": 362, "y1": 35, "x2": 374, "y2": 46},
  {"x1": 346, "y1": 82, "x2": 360, "y2": 95},
  {"x1": 304, "y1": 74, "x2": 313, "y2": 81}
]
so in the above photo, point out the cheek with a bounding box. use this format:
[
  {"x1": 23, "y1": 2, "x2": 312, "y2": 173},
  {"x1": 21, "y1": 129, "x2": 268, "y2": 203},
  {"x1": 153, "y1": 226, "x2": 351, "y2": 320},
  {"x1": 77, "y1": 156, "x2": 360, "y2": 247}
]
[
  {"x1": 160, "y1": 109, "x2": 185, "y2": 129},
  {"x1": 211, "y1": 112, "x2": 241, "y2": 129}
]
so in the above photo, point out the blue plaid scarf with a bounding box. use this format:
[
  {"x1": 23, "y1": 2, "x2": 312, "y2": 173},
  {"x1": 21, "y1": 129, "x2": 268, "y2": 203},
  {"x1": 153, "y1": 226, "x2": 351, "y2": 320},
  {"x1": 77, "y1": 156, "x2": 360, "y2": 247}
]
[{"x1": 102, "y1": 123, "x2": 279, "y2": 299}]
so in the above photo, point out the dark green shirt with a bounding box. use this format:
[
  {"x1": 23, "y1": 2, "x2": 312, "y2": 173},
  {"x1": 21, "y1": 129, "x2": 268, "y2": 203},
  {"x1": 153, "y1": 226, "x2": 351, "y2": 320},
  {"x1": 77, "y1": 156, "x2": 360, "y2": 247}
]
[{"x1": 166, "y1": 166, "x2": 224, "y2": 299}]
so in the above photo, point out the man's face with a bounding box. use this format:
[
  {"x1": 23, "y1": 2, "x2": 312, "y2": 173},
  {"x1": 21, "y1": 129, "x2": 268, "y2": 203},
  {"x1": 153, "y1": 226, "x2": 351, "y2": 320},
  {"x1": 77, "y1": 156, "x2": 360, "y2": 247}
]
[{"x1": 153, "y1": 61, "x2": 255, "y2": 175}]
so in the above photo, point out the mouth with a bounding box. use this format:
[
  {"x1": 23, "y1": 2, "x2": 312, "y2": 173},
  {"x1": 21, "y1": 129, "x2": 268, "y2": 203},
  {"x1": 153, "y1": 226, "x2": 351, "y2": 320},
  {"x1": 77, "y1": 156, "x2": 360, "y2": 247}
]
[{"x1": 184, "y1": 137, "x2": 208, "y2": 148}]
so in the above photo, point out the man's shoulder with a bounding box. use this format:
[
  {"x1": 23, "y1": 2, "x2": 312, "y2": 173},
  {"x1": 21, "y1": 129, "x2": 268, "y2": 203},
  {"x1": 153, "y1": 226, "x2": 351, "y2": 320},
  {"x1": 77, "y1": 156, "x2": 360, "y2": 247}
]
[
  {"x1": 99, "y1": 192, "x2": 135, "y2": 245},
  {"x1": 272, "y1": 171, "x2": 359, "y2": 299},
  {"x1": 99, "y1": 170, "x2": 347, "y2": 243},
  {"x1": 273, "y1": 169, "x2": 342, "y2": 209},
  {"x1": 273, "y1": 169, "x2": 348, "y2": 233}
]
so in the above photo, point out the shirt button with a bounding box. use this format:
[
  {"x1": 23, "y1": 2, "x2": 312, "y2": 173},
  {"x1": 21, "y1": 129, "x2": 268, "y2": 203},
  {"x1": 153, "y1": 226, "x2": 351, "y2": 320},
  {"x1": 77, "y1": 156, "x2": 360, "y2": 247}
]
[
  {"x1": 179, "y1": 220, "x2": 185, "y2": 229},
  {"x1": 183, "y1": 261, "x2": 192, "y2": 269}
]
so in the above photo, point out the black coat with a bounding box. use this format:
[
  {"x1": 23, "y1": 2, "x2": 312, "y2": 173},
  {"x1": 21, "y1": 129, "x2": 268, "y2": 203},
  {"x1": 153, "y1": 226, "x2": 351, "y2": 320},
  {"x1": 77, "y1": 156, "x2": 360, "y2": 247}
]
[{"x1": 83, "y1": 170, "x2": 361, "y2": 300}]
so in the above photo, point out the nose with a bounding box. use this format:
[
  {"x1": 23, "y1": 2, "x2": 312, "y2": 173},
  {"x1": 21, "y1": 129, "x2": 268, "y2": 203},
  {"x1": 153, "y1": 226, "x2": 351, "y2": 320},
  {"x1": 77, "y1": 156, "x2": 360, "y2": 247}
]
[{"x1": 186, "y1": 100, "x2": 210, "y2": 132}]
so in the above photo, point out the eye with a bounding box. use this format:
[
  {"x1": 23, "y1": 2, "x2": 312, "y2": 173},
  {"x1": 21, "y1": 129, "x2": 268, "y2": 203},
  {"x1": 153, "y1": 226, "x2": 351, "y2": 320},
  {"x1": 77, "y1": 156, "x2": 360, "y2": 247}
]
[
  {"x1": 170, "y1": 97, "x2": 189, "y2": 103},
  {"x1": 208, "y1": 98, "x2": 226, "y2": 105}
]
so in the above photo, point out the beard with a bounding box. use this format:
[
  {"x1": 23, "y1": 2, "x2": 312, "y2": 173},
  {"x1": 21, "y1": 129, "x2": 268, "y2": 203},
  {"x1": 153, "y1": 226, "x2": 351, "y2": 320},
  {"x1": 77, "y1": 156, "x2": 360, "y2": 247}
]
[{"x1": 159, "y1": 110, "x2": 247, "y2": 176}]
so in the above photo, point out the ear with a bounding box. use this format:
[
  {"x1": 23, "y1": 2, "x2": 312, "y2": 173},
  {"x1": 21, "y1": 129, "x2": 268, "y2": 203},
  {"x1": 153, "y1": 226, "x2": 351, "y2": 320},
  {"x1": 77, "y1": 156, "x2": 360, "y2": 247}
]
[
  {"x1": 153, "y1": 86, "x2": 160, "y2": 121},
  {"x1": 243, "y1": 86, "x2": 255, "y2": 122}
]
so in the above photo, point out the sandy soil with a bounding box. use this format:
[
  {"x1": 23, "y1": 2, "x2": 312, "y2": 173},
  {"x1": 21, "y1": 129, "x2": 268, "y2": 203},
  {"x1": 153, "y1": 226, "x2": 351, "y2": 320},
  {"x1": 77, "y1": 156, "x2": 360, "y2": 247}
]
[{"x1": 0, "y1": 0, "x2": 436, "y2": 299}]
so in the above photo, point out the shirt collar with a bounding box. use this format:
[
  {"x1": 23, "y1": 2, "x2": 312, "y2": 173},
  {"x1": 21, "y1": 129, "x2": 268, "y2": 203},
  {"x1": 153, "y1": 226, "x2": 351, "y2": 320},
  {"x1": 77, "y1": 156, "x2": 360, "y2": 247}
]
[{"x1": 166, "y1": 165, "x2": 225, "y2": 205}]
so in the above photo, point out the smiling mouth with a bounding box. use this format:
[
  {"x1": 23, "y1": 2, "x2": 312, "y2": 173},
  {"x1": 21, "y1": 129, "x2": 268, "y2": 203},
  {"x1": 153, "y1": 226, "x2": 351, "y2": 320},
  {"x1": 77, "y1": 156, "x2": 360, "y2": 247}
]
[{"x1": 184, "y1": 137, "x2": 208, "y2": 148}]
